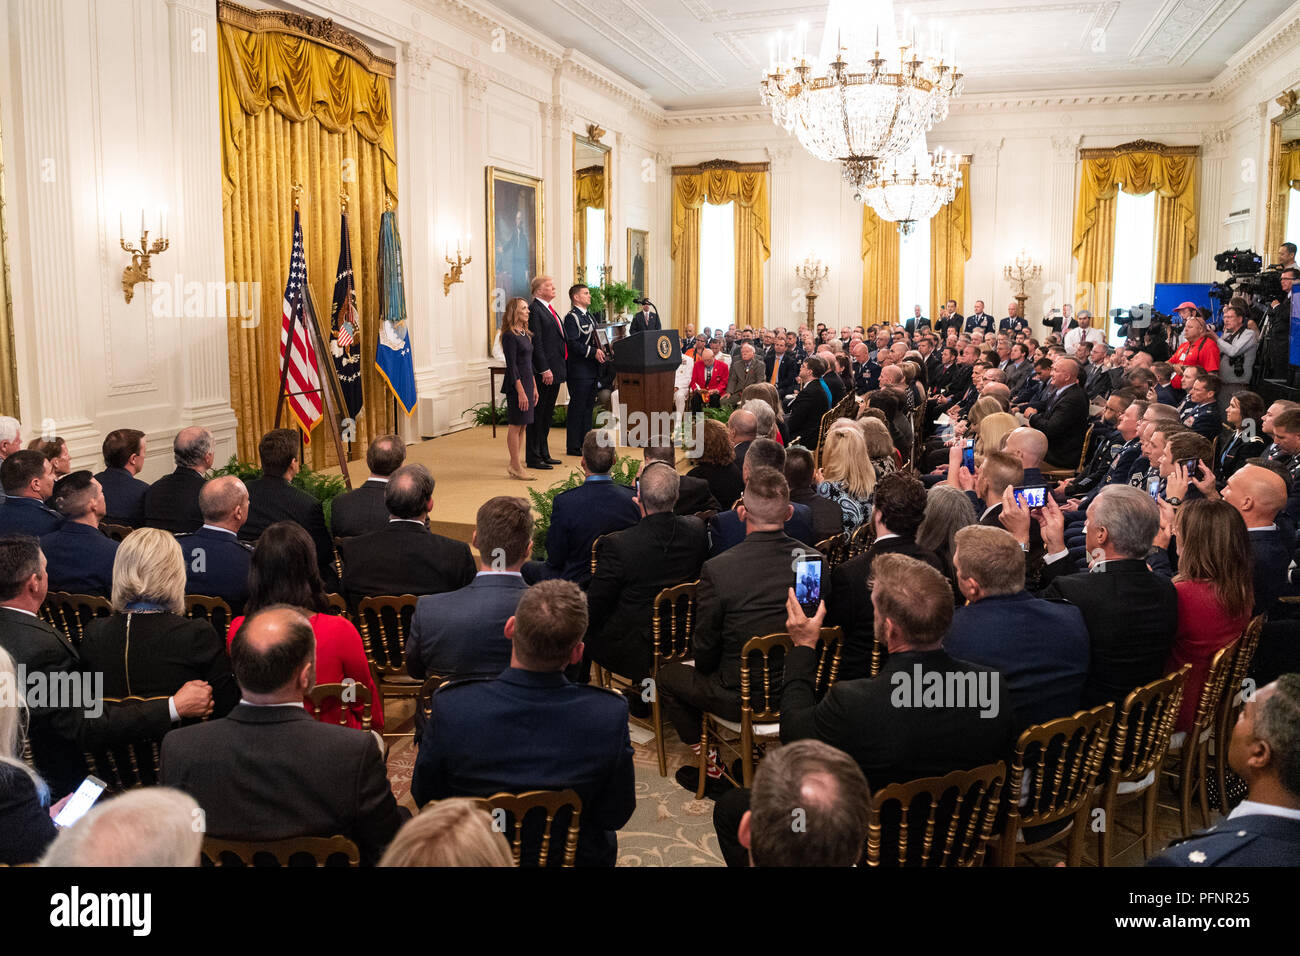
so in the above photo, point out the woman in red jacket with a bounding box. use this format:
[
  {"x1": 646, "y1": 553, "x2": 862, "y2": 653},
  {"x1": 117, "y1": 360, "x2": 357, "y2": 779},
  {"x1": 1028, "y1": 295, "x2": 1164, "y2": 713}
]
[
  {"x1": 1164, "y1": 499, "x2": 1253, "y2": 732},
  {"x1": 1169, "y1": 314, "x2": 1220, "y2": 391},
  {"x1": 227, "y1": 521, "x2": 383, "y2": 731}
]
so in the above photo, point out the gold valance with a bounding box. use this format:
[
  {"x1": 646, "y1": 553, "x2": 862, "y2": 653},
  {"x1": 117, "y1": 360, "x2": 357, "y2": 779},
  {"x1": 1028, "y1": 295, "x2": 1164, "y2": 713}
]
[
  {"x1": 671, "y1": 169, "x2": 770, "y2": 261},
  {"x1": 574, "y1": 168, "x2": 605, "y2": 212},
  {"x1": 1281, "y1": 141, "x2": 1300, "y2": 191},
  {"x1": 217, "y1": 12, "x2": 398, "y2": 204}
]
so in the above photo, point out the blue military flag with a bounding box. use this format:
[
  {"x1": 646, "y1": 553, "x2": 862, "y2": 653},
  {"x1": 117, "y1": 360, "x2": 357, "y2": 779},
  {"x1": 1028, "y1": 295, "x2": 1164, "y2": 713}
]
[{"x1": 376, "y1": 209, "x2": 416, "y2": 415}]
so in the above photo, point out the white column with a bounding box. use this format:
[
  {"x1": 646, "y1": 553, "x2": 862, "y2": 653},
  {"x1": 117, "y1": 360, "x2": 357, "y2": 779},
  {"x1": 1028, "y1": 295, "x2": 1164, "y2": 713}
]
[
  {"x1": 967, "y1": 137, "x2": 1003, "y2": 309},
  {"x1": 1195, "y1": 129, "x2": 1229, "y2": 283},
  {"x1": 1047, "y1": 134, "x2": 1080, "y2": 311},
  {"x1": 766, "y1": 145, "x2": 793, "y2": 329}
]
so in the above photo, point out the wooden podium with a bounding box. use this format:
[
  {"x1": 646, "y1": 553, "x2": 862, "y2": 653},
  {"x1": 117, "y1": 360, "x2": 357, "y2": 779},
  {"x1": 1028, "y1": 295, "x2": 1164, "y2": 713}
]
[{"x1": 611, "y1": 329, "x2": 680, "y2": 446}]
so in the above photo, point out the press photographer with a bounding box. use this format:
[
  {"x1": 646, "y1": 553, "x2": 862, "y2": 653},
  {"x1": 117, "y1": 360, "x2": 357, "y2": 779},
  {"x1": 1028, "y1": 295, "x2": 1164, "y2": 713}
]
[{"x1": 1208, "y1": 299, "x2": 1258, "y2": 409}]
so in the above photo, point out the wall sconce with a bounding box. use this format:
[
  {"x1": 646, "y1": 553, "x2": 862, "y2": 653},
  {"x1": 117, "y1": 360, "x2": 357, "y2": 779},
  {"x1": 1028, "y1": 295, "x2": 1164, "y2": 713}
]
[
  {"x1": 120, "y1": 207, "x2": 169, "y2": 303},
  {"x1": 443, "y1": 233, "x2": 472, "y2": 296}
]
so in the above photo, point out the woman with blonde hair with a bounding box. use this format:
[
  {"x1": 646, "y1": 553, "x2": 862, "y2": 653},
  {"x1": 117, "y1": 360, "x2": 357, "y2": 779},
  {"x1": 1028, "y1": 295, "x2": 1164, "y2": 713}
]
[
  {"x1": 500, "y1": 296, "x2": 539, "y2": 480},
  {"x1": 0, "y1": 645, "x2": 61, "y2": 864},
  {"x1": 975, "y1": 411, "x2": 1020, "y2": 461},
  {"x1": 80, "y1": 527, "x2": 237, "y2": 718},
  {"x1": 816, "y1": 426, "x2": 877, "y2": 533},
  {"x1": 379, "y1": 798, "x2": 515, "y2": 867}
]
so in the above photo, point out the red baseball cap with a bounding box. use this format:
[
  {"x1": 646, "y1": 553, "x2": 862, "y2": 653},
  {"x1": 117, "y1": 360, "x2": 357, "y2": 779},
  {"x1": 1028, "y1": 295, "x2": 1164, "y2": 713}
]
[{"x1": 1175, "y1": 301, "x2": 1199, "y2": 313}]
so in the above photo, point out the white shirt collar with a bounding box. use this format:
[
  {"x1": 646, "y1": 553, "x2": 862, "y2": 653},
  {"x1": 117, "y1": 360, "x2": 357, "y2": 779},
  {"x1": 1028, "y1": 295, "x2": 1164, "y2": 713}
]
[
  {"x1": 238, "y1": 699, "x2": 306, "y2": 709},
  {"x1": 2, "y1": 604, "x2": 36, "y2": 618},
  {"x1": 477, "y1": 570, "x2": 524, "y2": 578},
  {"x1": 874, "y1": 532, "x2": 899, "y2": 543},
  {"x1": 388, "y1": 517, "x2": 426, "y2": 526},
  {"x1": 1228, "y1": 800, "x2": 1300, "y2": 822},
  {"x1": 1248, "y1": 524, "x2": 1279, "y2": 533},
  {"x1": 200, "y1": 524, "x2": 237, "y2": 537},
  {"x1": 367, "y1": 476, "x2": 389, "y2": 485}
]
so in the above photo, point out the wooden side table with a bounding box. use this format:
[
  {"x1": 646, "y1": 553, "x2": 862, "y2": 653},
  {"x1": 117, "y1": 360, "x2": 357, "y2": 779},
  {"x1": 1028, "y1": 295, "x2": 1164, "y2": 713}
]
[{"x1": 488, "y1": 365, "x2": 507, "y2": 436}]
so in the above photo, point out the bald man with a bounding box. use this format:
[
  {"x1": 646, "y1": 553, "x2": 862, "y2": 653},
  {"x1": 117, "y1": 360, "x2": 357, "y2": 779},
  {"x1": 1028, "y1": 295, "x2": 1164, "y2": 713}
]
[
  {"x1": 1003, "y1": 427, "x2": 1049, "y2": 485},
  {"x1": 1025, "y1": 358, "x2": 1090, "y2": 468},
  {"x1": 143, "y1": 426, "x2": 214, "y2": 534},
  {"x1": 179, "y1": 474, "x2": 253, "y2": 613},
  {"x1": 727, "y1": 408, "x2": 759, "y2": 473},
  {"x1": 1221, "y1": 464, "x2": 1290, "y2": 616}
]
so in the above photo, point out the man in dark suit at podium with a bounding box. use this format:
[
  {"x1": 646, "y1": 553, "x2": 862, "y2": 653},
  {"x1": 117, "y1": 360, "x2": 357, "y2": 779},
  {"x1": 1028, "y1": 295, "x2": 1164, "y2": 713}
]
[
  {"x1": 630, "y1": 299, "x2": 660, "y2": 334},
  {"x1": 527, "y1": 275, "x2": 567, "y2": 470},
  {"x1": 563, "y1": 283, "x2": 606, "y2": 458}
]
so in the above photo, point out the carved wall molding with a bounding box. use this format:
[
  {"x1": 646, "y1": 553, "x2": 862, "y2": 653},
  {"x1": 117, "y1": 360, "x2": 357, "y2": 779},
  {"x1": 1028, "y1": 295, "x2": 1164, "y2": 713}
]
[
  {"x1": 1078, "y1": 139, "x2": 1201, "y2": 159},
  {"x1": 217, "y1": 1, "x2": 396, "y2": 76}
]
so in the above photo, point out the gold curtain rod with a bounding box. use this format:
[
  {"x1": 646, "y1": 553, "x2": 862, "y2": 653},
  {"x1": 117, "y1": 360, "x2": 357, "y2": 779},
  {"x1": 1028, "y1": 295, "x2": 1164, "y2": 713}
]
[
  {"x1": 672, "y1": 160, "x2": 771, "y2": 175},
  {"x1": 217, "y1": 0, "x2": 396, "y2": 77},
  {"x1": 1078, "y1": 140, "x2": 1200, "y2": 160}
]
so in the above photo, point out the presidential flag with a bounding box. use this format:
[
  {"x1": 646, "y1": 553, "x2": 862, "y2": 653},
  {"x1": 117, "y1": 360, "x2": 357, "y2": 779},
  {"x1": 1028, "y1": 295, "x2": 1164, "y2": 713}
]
[
  {"x1": 280, "y1": 210, "x2": 323, "y2": 440},
  {"x1": 330, "y1": 211, "x2": 363, "y2": 419},
  {"x1": 375, "y1": 209, "x2": 416, "y2": 415}
]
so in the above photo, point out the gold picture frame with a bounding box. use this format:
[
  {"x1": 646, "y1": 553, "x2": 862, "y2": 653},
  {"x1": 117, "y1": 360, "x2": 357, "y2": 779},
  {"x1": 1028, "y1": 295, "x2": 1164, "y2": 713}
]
[
  {"x1": 485, "y1": 166, "x2": 545, "y2": 356},
  {"x1": 628, "y1": 228, "x2": 648, "y2": 298}
]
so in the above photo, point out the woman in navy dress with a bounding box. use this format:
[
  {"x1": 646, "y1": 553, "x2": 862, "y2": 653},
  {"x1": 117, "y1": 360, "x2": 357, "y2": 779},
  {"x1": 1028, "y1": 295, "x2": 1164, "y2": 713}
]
[{"x1": 502, "y1": 296, "x2": 538, "y2": 480}]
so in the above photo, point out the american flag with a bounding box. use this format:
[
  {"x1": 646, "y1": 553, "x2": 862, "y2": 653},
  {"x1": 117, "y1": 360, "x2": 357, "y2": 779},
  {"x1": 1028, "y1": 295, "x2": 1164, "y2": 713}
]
[{"x1": 280, "y1": 210, "x2": 323, "y2": 439}]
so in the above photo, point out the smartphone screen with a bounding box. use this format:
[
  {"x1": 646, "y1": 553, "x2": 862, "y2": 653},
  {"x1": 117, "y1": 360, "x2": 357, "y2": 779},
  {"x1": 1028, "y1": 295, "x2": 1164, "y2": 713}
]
[
  {"x1": 1147, "y1": 475, "x2": 1162, "y2": 501},
  {"x1": 961, "y1": 438, "x2": 976, "y2": 473},
  {"x1": 794, "y1": 559, "x2": 822, "y2": 611},
  {"x1": 1179, "y1": 458, "x2": 1200, "y2": 477},
  {"x1": 54, "y1": 775, "x2": 107, "y2": 828},
  {"x1": 1014, "y1": 485, "x2": 1047, "y2": 509}
]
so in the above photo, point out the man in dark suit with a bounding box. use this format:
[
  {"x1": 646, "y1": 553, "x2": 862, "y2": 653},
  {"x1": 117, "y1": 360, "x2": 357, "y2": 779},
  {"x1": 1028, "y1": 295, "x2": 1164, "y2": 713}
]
[
  {"x1": 1221, "y1": 464, "x2": 1291, "y2": 616},
  {"x1": 709, "y1": 439, "x2": 815, "y2": 555},
  {"x1": 727, "y1": 408, "x2": 757, "y2": 474},
  {"x1": 904, "y1": 305, "x2": 930, "y2": 337},
  {"x1": 784, "y1": 446, "x2": 843, "y2": 541},
  {"x1": 39, "y1": 472, "x2": 117, "y2": 597},
  {"x1": 786, "y1": 356, "x2": 832, "y2": 449},
  {"x1": 643, "y1": 445, "x2": 718, "y2": 516},
  {"x1": 712, "y1": 553, "x2": 1013, "y2": 866},
  {"x1": 1180, "y1": 372, "x2": 1225, "y2": 441},
  {"x1": 1012, "y1": 358, "x2": 1054, "y2": 409},
  {"x1": 1002, "y1": 343, "x2": 1033, "y2": 395},
  {"x1": 946, "y1": 525, "x2": 1089, "y2": 730},
  {"x1": 821, "y1": 358, "x2": 847, "y2": 405},
  {"x1": 527, "y1": 275, "x2": 567, "y2": 469},
  {"x1": 412, "y1": 580, "x2": 636, "y2": 866},
  {"x1": 0, "y1": 451, "x2": 59, "y2": 536},
  {"x1": 339, "y1": 464, "x2": 475, "y2": 603},
  {"x1": 94, "y1": 428, "x2": 150, "y2": 527},
  {"x1": 525, "y1": 431, "x2": 640, "y2": 588},
  {"x1": 1149, "y1": 675, "x2": 1300, "y2": 867},
  {"x1": 161, "y1": 606, "x2": 406, "y2": 865},
  {"x1": 144, "y1": 426, "x2": 212, "y2": 534},
  {"x1": 0, "y1": 536, "x2": 205, "y2": 797},
  {"x1": 239, "y1": 429, "x2": 335, "y2": 585},
  {"x1": 1025, "y1": 357, "x2": 1090, "y2": 469},
  {"x1": 764, "y1": 336, "x2": 800, "y2": 395},
  {"x1": 629, "y1": 299, "x2": 661, "y2": 333},
  {"x1": 563, "y1": 283, "x2": 606, "y2": 457},
  {"x1": 826, "y1": 473, "x2": 946, "y2": 679},
  {"x1": 329, "y1": 434, "x2": 405, "y2": 539},
  {"x1": 178, "y1": 475, "x2": 253, "y2": 614},
  {"x1": 657, "y1": 467, "x2": 825, "y2": 794},
  {"x1": 406, "y1": 495, "x2": 532, "y2": 683},
  {"x1": 586, "y1": 463, "x2": 708, "y2": 695}
]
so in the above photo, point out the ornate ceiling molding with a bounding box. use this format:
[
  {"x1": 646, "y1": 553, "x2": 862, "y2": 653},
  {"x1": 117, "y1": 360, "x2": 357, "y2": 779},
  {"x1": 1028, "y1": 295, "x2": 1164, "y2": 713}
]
[{"x1": 1212, "y1": 3, "x2": 1300, "y2": 96}]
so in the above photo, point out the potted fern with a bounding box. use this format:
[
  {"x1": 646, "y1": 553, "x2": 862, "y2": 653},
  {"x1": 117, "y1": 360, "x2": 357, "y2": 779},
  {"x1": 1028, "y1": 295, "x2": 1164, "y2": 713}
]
[{"x1": 588, "y1": 280, "x2": 641, "y2": 324}]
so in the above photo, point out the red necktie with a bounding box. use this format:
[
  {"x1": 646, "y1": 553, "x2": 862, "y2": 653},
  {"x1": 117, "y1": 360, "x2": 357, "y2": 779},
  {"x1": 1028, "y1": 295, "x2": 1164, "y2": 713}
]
[{"x1": 549, "y1": 304, "x2": 567, "y2": 360}]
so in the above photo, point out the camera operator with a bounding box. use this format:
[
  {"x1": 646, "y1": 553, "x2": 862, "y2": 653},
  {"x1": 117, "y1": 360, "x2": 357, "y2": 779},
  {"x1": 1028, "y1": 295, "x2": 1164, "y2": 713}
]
[
  {"x1": 1277, "y1": 242, "x2": 1297, "y2": 270},
  {"x1": 1210, "y1": 299, "x2": 1257, "y2": 410},
  {"x1": 1265, "y1": 267, "x2": 1298, "y2": 377}
]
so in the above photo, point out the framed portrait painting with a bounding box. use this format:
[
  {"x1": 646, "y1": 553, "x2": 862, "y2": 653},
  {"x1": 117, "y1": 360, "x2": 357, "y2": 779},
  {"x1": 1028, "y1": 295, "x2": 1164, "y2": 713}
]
[
  {"x1": 485, "y1": 167, "x2": 544, "y2": 355},
  {"x1": 627, "y1": 228, "x2": 648, "y2": 298}
]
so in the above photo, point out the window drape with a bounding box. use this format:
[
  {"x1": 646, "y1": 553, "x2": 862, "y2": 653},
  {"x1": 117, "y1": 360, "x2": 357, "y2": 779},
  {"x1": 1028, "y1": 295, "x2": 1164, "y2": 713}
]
[
  {"x1": 861, "y1": 206, "x2": 900, "y2": 326},
  {"x1": 929, "y1": 159, "x2": 971, "y2": 321}
]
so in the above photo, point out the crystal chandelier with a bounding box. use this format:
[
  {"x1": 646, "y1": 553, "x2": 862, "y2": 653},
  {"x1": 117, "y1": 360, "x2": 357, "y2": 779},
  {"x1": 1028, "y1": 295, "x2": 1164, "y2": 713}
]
[
  {"x1": 858, "y1": 135, "x2": 961, "y2": 236},
  {"x1": 759, "y1": 0, "x2": 962, "y2": 188}
]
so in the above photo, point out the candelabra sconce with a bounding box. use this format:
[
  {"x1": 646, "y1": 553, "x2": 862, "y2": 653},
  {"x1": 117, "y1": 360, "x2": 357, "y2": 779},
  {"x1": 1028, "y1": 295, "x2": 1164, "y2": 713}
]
[
  {"x1": 443, "y1": 250, "x2": 471, "y2": 296},
  {"x1": 120, "y1": 210, "x2": 169, "y2": 304},
  {"x1": 1003, "y1": 250, "x2": 1041, "y2": 322},
  {"x1": 795, "y1": 257, "x2": 830, "y2": 332}
]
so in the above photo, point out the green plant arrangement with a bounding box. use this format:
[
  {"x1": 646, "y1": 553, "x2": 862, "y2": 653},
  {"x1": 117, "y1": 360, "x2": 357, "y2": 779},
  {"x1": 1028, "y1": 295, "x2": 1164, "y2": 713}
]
[
  {"x1": 525, "y1": 454, "x2": 638, "y2": 561},
  {"x1": 209, "y1": 456, "x2": 349, "y2": 531},
  {"x1": 463, "y1": 400, "x2": 567, "y2": 427},
  {"x1": 588, "y1": 280, "x2": 640, "y2": 318}
]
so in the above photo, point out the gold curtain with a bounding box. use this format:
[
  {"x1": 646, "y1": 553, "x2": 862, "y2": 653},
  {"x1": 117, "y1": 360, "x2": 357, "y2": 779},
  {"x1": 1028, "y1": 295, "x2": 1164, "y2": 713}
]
[
  {"x1": 1072, "y1": 148, "x2": 1198, "y2": 334},
  {"x1": 0, "y1": 106, "x2": 18, "y2": 417},
  {"x1": 671, "y1": 169, "x2": 770, "y2": 330},
  {"x1": 861, "y1": 206, "x2": 900, "y2": 325},
  {"x1": 1268, "y1": 141, "x2": 1300, "y2": 253},
  {"x1": 219, "y1": 16, "x2": 397, "y2": 466},
  {"x1": 574, "y1": 168, "x2": 604, "y2": 279},
  {"x1": 929, "y1": 159, "x2": 971, "y2": 321}
]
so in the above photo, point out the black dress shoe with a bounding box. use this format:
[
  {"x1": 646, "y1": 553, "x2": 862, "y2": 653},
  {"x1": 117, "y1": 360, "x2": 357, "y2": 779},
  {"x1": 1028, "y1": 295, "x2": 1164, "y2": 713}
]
[
  {"x1": 565, "y1": 449, "x2": 582, "y2": 458},
  {"x1": 674, "y1": 765, "x2": 735, "y2": 800},
  {"x1": 545, "y1": 457, "x2": 563, "y2": 465},
  {"x1": 526, "y1": 461, "x2": 553, "y2": 470},
  {"x1": 621, "y1": 688, "x2": 651, "y2": 720}
]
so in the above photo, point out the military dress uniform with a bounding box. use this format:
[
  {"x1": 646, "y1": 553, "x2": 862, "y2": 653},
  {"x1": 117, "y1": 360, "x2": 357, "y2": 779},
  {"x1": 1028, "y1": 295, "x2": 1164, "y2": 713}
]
[
  {"x1": 1181, "y1": 401, "x2": 1224, "y2": 442},
  {"x1": 1148, "y1": 805, "x2": 1300, "y2": 866},
  {"x1": 563, "y1": 306, "x2": 605, "y2": 456},
  {"x1": 178, "y1": 525, "x2": 255, "y2": 615}
]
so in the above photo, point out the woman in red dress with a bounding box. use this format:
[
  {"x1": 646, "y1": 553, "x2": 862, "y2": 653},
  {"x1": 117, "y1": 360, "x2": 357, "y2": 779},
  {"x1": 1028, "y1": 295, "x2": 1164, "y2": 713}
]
[
  {"x1": 1163, "y1": 499, "x2": 1253, "y2": 732},
  {"x1": 227, "y1": 521, "x2": 383, "y2": 731}
]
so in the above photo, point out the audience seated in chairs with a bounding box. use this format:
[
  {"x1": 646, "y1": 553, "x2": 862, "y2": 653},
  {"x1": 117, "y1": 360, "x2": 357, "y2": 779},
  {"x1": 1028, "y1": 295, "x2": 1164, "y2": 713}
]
[
  {"x1": 0, "y1": 450, "x2": 60, "y2": 537},
  {"x1": 658, "y1": 466, "x2": 824, "y2": 797},
  {"x1": 95, "y1": 428, "x2": 150, "y2": 528},
  {"x1": 179, "y1": 475, "x2": 253, "y2": 615},
  {"x1": 239, "y1": 428, "x2": 336, "y2": 586},
  {"x1": 80, "y1": 528, "x2": 239, "y2": 720},
  {"x1": 585, "y1": 461, "x2": 708, "y2": 704},
  {"x1": 685, "y1": 419, "x2": 744, "y2": 518},
  {"x1": 407, "y1": 495, "x2": 532, "y2": 685},
  {"x1": 1024, "y1": 357, "x2": 1090, "y2": 469},
  {"x1": 713, "y1": 554, "x2": 1012, "y2": 867},
  {"x1": 815, "y1": 426, "x2": 877, "y2": 535},
  {"x1": 39, "y1": 788, "x2": 203, "y2": 867},
  {"x1": 143, "y1": 426, "x2": 212, "y2": 535},
  {"x1": 643, "y1": 444, "x2": 719, "y2": 517},
  {"x1": 39, "y1": 471, "x2": 117, "y2": 597},
  {"x1": 378, "y1": 798, "x2": 514, "y2": 867},
  {"x1": 708, "y1": 439, "x2": 815, "y2": 556},
  {"x1": 1148, "y1": 674, "x2": 1300, "y2": 866},
  {"x1": 523, "y1": 430, "x2": 640, "y2": 588},
  {"x1": 784, "y1": 445, "x2": 843, "y2": 542},
  {"x1": 916, "y1": 483, "x2": 979, "y2": 600},
  {"x1": 162, "y1": 605, "x2": 407, "y2": 866},
  {"x1": 228, "y1": 522, "x2": 382, "y2": 732},
  {"x1": 338, "y1": 463, "x2": 475, "y2": 604},
  {"x1": 329, "y1": 434, "x2": 406, "y2": 539},
  {"x1": 27, "y1": 436, "x2": 72, "y2": 478},
  {"x1": 411, "y1": 580, "x2": 635, "y2": 867},
  {"x1": 729, "y1": 739, "x2": 869, "y2": 867}
]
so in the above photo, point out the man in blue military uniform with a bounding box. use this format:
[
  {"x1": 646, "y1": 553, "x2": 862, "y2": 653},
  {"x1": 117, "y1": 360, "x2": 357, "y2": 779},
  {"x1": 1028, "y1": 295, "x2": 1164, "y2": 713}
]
[
  {"x1": 39, "y1": 471, "x2": 117, "y2": 597},
  {"x1": 1180, "y1": 372, "x2": 1224, "y2": 441},
  {"x1": 965, "y1": 299, "x2": 995, "y2": 334},
  {"x1": 849, "y1": 341, "x2": 880, "y2": 396},
  {"x1": 1149, "y1": 675, "x2": 1300, "y2": 866},
  {"x1": 998, "y1": 300, "x2": 1029, "y2": 334},
  {"x1": 0, "y1": 451, "x2": 60, "y2": 537},
  {"x1": 179, "y1": 475, "x2": 253, "y2": 614},
  {"x1": 411, "y1": 578, "x2": 635, "y2": 867},
  {"x1": 562, "y1": 283, "x2": 607, "y2": 458}
]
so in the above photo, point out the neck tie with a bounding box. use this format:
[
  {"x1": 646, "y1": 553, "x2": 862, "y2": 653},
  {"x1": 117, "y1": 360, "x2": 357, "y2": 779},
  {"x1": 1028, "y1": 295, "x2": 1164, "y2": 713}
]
[
  {"x1": 770, "y1": 358, "x2": 780, "y2": 385},
  {"x1": 548, "y1": 303, "x2": 567, "y2": 360}
]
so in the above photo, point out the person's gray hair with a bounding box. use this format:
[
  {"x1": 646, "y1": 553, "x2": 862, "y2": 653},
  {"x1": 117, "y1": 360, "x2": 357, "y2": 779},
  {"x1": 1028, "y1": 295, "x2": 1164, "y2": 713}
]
[
  {"x1": 385, "y1": 463, "x2": 435, "y2": 520},
  {"x1": 1255, "y1": 674, "x2": 1300, "y2": 799},
  {"x1": 742, "y1": 399, "x2": 776, "y2": 439},
  {"x1": 40, "y1": 787, "x2": 203, "y2": 866},
  {"x1": 1089, "y1": 485, "x2": 1159, "y2": 559},
  {"x1": 638, "y1": 462, "x2": 679, "y2": 514},
  {"x1": 173, "y1": 427, "x2": 212, "y2": 469},
  {"x1": 0, "y1": 417, "x2": 19, "y2": 443},
  {"x1": 916, "y1": 484, "x2": 978, "y2": 556}
]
